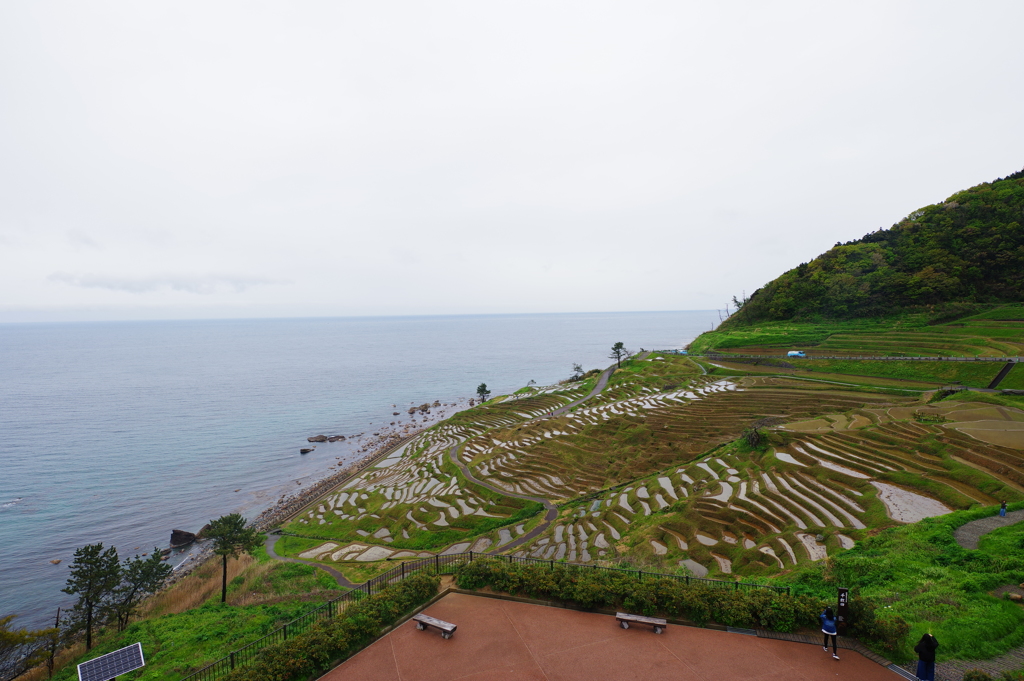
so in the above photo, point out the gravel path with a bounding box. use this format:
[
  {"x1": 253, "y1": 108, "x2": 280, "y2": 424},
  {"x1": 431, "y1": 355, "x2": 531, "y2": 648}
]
[{"x1": 953, "y1": 509, "x2": 1024, "y2": 550}]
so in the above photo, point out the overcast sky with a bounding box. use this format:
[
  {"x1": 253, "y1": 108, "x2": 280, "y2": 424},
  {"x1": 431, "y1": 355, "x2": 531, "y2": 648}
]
[{"x1": 1, "y1": 1, "x2": 1022, "y2": 322}]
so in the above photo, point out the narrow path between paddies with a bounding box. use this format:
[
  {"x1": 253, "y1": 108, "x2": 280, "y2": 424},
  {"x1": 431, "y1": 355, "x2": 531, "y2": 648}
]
[
  {"x1": 264, "y1": 533, "x2": 358, "y2": 588},
  {"x1": 265, "y1": 356, "x2": 626, "y2": 585}
]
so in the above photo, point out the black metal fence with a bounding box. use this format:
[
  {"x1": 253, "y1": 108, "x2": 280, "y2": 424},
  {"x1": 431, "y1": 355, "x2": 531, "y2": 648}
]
[
  {"x1": 180, "y1": 552, "x2": 786, "y2": 681},
  {"x1": 179, "y1": 590, "x2": 365, "y2": 681}
]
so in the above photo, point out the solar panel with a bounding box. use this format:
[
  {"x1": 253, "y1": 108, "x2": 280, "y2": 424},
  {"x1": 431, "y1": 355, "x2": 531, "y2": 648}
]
[{"x1": 78, "y1": 642, "x2": 145, "y2": 681}]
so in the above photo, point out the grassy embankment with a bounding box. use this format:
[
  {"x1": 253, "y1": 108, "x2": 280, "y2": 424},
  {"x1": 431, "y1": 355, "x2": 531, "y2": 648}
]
[
  {"x1": 783, "y1": 502, "x2": 1024, "y2": 662},
  {"x1": 689, "y1": 306, "x2": 1024, "y2": 390},
  {"x1": 43, "y1": 546, "x2": 344, "y2": 681},
  {"x1": 690, "y1": 305, "x2": 1024, "y2": 358}
]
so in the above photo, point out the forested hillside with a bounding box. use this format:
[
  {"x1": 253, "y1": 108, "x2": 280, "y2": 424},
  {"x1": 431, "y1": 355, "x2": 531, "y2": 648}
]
[{"x1": 726, "y1": 168, "x2": 1024, "y2": 325}]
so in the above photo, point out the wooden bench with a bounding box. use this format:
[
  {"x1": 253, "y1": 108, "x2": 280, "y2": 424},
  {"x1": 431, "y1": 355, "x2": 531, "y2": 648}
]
[
  {"x1": 616, "y1": 612, "x2": 667, "y2": 634},
  {"x1": 412, "y1": 613, "x2": 457, "y2": 639}
]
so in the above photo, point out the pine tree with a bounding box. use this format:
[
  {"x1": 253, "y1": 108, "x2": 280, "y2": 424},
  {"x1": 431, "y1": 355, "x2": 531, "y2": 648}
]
[
  {"x1": 104, "y1": 550, "x2": 173, "y2": 631},
  {"x1": 206, "y1": 515, "x2": 261, "y2": 604},
  {"x1": 0, "y1": 614, "x2": 57, "y2": 680},
  {"x1": 62, "y1": 544, "x2": 121, "y2": 650}
]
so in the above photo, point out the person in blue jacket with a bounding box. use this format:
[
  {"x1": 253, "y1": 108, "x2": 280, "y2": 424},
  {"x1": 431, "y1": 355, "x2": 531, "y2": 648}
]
[{"x1": 820, "y1": 607, "x2": 839, "y2": 659}]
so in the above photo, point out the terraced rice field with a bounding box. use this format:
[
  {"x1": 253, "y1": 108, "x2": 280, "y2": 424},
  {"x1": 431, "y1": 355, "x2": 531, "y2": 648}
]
[
  {"x1": 278, "y1": 383, "x2": 585, "y2": 559},
  {"x1": 275, "y1": 350, "x2": 1024, "y2": 582},
  {"x1": 697, "y1": 305, "x2": 1024, "y2": 359}
]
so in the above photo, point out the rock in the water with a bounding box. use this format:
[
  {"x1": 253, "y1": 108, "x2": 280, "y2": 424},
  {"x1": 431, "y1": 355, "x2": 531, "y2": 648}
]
[
  {"x1": 196, "y1": 523, "x2": 212, "y2": 539},
  {"x1": 307, "y1": 435, "x2": 328, "y2": 443},
  {"x1": 170, "y1": 529, "x2": 197, "y2": 548},
  {"x1": 300, "y1": 448, "x2": 314, "y2": 454},
  {"x1": 50, "y1": 559, "x2": 61, "y2": 564}
]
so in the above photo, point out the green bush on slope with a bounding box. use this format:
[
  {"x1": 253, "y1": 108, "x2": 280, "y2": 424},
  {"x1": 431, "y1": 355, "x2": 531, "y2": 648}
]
[
  {"x1": 224, "y1": 573, "x2": 439, "y2": 681},
  {"x1": 784, "y1": 504, "x2": 1024, "y2": 662}
]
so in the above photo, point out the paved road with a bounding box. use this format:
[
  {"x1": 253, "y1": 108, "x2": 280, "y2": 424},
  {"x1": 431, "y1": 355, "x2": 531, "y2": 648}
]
[
  {"x1": 448, "y1": 441, "x2": 558, "y2": 554},
  {"x1": 547, "y1": 351, "x2": 651, "y2": 417},
  {"x1": 551, "y1": 365, "x2": 615, "y2": 416},
  {"x1": 447, "y1": 357, "x2": 640, "y2": 554},
  {"x1": 265, "y1": 532, "x2": 357, "y2": 588}
]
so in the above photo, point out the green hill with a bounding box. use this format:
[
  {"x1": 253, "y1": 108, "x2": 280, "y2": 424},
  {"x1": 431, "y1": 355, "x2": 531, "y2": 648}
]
[{"x1": 727, "y1": 168, "x2": 1024, "y2": 325}]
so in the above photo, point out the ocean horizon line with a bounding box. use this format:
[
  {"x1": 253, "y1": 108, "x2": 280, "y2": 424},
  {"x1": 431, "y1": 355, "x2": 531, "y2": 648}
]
[{"x1": 0, "y1": 308, "x2": 719, "y2": 326}]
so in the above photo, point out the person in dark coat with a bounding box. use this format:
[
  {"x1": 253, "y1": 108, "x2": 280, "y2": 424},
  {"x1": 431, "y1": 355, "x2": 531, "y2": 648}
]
[
  {"x1": 820, "y1": 607, "x2": 839, "y2": 659},
  {"x1": 1000, "y1": 500, "x2": 1008, "y2": 517},
  {"x1": 914, "y1": 633, "x2": 939, "y2": 681}
]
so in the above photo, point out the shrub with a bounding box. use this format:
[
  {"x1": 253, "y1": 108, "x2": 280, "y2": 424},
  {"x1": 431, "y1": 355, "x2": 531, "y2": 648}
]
[
  {"x1": 963, "y1": 670, "x2": 994, "y2": 681},
  {"x1": 845, "y1": 596, "x2": 911, "y2": 654},
  {"x1": 454, "y1": 558, "x2": 824, "y2": 632},
  {"x1": 224, "y1": 573, "x2": 439, "y2": 681}
]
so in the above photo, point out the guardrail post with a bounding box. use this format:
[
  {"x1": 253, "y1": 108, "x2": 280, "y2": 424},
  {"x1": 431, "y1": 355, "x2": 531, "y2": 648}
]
[
  {"x1": 469, "y1": 551, "x2": 473, "y2": 562},
  {"x1": 435, "y1": 555, "x2": 439, "y2": 573},
  {"x1": 283, "y1": 624, "x2": 288, "y2": 640},
  {"x1": 230, "y1": 652, "x2": 235, "y2": 670},
  {"x1": 401, "y1": 562, "x2": 405, "y2": 579},
  {"x1": 734, "y1": 581, "x2": 739, "y2": 591}
]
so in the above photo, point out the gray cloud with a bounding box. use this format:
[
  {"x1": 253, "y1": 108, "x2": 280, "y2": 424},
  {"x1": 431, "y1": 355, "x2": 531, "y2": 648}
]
[
  {"x1": 66, "y1": 230, "x2": 100, "y2": 250},
  {"x1": 1, "y1": 1, "x2": 1023, "y2": 321},
  {"x1": 48, "y1": 273, "x2": 288, "y2": 295}
]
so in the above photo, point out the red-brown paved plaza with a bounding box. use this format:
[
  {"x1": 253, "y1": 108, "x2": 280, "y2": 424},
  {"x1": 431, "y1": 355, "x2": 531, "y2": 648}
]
[{"x1": 321, "y1": 593, "x2": 902, "y2": 681}]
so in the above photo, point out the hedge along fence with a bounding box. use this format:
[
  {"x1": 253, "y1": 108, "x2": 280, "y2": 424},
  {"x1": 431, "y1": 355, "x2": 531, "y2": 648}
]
[
  {"x1": 183, "y1": 552, "x2": 909, "y2": 681},
  {"x1": 220, "y1": 573, "x2": 440, "y2": 681},
  {"x1": 455, "y1": 558, "x2": 910, "y2": 655},
  {"x1": 182, "y1": 551, "x2": 782, "y2": 681}
]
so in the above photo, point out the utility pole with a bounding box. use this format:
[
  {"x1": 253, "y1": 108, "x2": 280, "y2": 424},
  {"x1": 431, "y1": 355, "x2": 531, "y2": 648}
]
[{"x1": 48, "y1": 607, "x2": 60, "y2": 678}]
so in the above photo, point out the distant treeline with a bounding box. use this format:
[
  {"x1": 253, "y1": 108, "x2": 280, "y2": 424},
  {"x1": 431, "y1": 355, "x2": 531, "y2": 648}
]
[{"x1": 726, "y1": 168, "x2": 1024, "y2": 325}]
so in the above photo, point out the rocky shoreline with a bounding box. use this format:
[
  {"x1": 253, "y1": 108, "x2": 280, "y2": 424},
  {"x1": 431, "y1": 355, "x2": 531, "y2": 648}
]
[
  {"x1": 160, "y1": 413, "x2": 444, "y2": 589},
  {"x1": 160, "y1": 398, "x2": 469, "y2": 589}
]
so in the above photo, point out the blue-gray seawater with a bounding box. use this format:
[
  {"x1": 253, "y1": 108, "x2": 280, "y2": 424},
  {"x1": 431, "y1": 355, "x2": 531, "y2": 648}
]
[{"x1": 0, "y1": 311, "x2": 717, "y2": 626}]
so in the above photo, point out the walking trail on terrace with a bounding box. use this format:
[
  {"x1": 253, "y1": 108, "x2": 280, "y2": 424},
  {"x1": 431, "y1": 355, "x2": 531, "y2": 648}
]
[
  {"x1": 902, "y1": 509, "x2": 1024, "y2": 681},
  {"x1": 264, "y1": 357, "x2": 635, "y2": 583}
]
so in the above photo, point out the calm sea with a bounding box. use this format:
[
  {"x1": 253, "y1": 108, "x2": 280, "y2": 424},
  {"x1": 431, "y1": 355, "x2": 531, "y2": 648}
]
[{"x1": 0, "y1": 311, "x2": 717, "y2": 626}]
